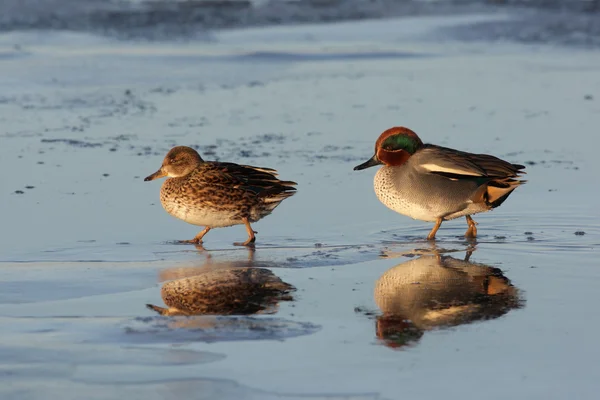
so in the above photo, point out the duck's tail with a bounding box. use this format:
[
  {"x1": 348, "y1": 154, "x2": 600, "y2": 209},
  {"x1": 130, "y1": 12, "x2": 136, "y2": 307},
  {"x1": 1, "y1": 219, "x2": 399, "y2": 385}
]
[
  {"x1": 259, "y1": 184, "x2": 297, "y2": 212},
  {"x1": 485, "y1": 163, "x2": 527, "y2": 208}
]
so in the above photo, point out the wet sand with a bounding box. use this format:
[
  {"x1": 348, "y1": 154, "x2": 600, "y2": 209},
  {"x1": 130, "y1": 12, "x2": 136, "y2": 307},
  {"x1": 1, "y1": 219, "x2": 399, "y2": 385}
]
[{"x1": 1, "y1": 12, "x2": 600, "y2": 400}]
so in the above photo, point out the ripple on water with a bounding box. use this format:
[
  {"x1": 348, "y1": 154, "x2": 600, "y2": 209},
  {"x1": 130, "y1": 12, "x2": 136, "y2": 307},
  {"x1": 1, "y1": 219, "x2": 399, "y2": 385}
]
[
  {"x1": 375, "y1": 210, "x2": 599, "y2": 255},
  {"x1": 120, "y1": 316, "x2": 321, "y2": 344}
]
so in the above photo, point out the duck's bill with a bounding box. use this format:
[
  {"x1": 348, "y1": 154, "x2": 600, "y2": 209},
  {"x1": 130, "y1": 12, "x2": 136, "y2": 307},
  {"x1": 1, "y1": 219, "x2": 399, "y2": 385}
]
[
  {"x1": 353, "y1": 155, "x2": 382, "y2": 170},
  {"x1": 144, "y1": 168, "x2": 167, "y2": 181}
]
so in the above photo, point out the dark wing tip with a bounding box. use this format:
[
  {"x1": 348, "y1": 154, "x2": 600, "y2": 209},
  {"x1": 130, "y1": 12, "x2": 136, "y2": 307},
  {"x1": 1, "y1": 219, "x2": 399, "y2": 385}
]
[
  {"x1": 278, "y1": 180, "x2": 298, "y2": 187},
  {"x1": 258, "y1": 184, "x2": 297, "y2": 198}
]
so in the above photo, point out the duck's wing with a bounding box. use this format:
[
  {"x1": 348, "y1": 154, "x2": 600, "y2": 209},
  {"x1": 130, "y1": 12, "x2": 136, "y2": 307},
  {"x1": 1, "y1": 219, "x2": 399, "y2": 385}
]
[
  {"x1": 414, "y1": 145, "x2": 525, "y2": 180},
  {"x1": 195, "y1": 162, "x2": 297, "y2": 196}
]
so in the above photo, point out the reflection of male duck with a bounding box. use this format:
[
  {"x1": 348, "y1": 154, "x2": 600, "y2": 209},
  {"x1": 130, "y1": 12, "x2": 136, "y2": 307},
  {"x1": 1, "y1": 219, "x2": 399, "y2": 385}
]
[
  {"x1": 374, "y1": 252, "x2": 523, "y2": 348},
  {"x1": 147, "y1": 268, "x2": 294, "y2": 316}
]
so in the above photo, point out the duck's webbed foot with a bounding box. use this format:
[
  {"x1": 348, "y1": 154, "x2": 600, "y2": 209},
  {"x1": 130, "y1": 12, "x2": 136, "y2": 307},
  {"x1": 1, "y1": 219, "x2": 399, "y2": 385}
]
[{"x1": 178, "y1": 226, "x2": 211, "y2": 244}]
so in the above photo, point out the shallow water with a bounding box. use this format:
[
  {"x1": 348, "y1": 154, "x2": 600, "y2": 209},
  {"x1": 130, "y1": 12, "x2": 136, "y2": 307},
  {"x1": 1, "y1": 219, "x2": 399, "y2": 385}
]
[
  {"x1": 2, "y1": 1, "x2": 599, "y2": 46},
  {"x1": 1, "y1": 11, "x2": 600, "y2": 400}
]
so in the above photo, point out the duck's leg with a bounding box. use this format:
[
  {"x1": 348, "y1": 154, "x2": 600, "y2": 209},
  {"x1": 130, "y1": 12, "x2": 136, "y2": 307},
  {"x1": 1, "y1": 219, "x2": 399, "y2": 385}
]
[
  {"x1": 464, "y1": 248, "x2": 474, "y2": 262},
  {"x1": 180, "y1": 227, "x2": 211, "y2": 244},
  {"x1": 234, "y1": 217, "x2": 257, "y2": 247},
  {"x1": 427, "y1": 218, "x2": 443, "y2": 240},
  {"x1": 465, "y1": 215, "x2": 478, "y2": 238},
  {"x1": 246, "y1": 246, "x2": 256, "y2": 261}
]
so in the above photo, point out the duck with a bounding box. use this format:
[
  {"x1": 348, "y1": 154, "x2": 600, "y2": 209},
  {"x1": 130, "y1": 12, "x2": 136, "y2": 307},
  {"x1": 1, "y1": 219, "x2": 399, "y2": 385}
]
[
  {"x1": 146, "y1": 268, "x2": 295, "y2": 316},
  {"x1": 144, "y1": 146, "x2": 297, "y2": 246},
  {"x1": 354, "y1": 127, "x2": 526, "y2": 240},
  {"x1": 373, "y1": 252, "x2": 522, "y2": 348}
]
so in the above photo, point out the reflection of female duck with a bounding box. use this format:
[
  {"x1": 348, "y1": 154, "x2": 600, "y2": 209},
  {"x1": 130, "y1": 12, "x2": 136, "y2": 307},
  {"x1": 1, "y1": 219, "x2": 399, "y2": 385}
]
[
  {"x1": 147, "y1": 268, "x2": 294, "y2": 316},
  {"x1": 157, "y1": 246, "x2": 257, "y2": 282},
  {"x1": 374, "y1": 254, "x2": 523, "y2": 348}
]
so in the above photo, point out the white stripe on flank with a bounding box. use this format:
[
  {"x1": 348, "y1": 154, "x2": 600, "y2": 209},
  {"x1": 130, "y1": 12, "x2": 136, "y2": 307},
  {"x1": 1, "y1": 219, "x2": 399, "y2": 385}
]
[{"x1": 421, "y1": 163, "x2": 482, "y2": 176}]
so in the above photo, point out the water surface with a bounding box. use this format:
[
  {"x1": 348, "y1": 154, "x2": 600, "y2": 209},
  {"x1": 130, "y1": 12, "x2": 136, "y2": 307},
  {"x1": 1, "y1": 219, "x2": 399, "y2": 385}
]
[{"x1": 1, "y1": 11, "x2": 599, "y2": 400}]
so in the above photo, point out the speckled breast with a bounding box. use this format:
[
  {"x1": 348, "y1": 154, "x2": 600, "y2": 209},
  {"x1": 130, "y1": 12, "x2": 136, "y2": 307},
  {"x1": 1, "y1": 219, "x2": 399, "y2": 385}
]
[
  {"x1": 373, "y1": 166, "x2": 491, "y2": 222},
  {"x1": 159, "y1": 180, "x2": 240, "y2": 228},
  {"x1": 373, "y1": 166, "x2": 440, "y2": 222}
]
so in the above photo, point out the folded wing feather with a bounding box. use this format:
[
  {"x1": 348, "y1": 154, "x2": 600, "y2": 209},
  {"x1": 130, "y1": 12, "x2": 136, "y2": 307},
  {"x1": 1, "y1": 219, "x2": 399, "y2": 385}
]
[
  {"x1": 417, "y1": 146, "x2": 524, "y2": 179},
  {"x1": 195, "y1": 162, "x2": 297, "y2": 196}
]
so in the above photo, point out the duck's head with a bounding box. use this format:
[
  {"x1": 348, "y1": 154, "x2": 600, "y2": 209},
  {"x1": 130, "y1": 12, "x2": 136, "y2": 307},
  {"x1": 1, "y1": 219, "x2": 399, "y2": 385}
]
[
  {"x1": 354, "y1": 127, "x2": 424, "y2": 170},
  {"x1": 144, "y1": 146, "x2": 203, "y2": 181}
]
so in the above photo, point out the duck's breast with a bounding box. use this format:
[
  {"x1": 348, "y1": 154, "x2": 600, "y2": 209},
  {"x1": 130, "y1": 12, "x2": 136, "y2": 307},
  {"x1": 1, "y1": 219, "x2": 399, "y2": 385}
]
[
  {"x1": 159, "y1": 179, "x2": 243, "y2": 227},
  {"x1": 374, "y1": 166, "x2": 439, "y2": 222},
  {"x1": 374, "y1": 166, "x2": 486, "y2": 221}
]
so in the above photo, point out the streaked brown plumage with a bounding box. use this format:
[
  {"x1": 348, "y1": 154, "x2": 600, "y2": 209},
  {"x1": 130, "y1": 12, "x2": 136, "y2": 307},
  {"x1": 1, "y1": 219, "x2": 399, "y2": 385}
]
[
  {"x1": 144, "y1": 146, "x2": 297, "y2": 246},
  {"x1": 146, "y1": 268, "x2": 295, "y2": 316}
]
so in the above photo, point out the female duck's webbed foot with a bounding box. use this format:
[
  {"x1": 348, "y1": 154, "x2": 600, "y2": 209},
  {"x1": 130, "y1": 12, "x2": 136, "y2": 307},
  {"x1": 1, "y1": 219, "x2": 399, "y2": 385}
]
[
  {"x1": 179, "y1": 227, "x2": 211, "y2": 244},
  {"x1": 234, "y1": 218, "x2": 257, "y2": 247},
  {"x1": 465, "y1": 215, "x2": 478, "y2": 238},
  {"x1": 427, "y1": 218, "x2": 443, "y2": 240}
]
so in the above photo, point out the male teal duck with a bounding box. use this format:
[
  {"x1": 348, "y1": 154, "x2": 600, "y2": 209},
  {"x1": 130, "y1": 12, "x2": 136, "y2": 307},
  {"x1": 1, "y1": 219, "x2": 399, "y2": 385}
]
[
  {"x1": 145, "y1": 146, "x2": 296, "y2": 246},
  {"x1": 354, "y1": 127, "x2": 526, "y2": 240}
]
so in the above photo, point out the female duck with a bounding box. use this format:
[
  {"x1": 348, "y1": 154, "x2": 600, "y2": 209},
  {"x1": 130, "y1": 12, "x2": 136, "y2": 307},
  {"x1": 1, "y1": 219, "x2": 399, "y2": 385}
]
[
  {"x1": 354, "y1": 127, "x2": 525, "y2": 240},
  {"x1": 145, "y1": 146, "x2": 296, "y2": 246}
]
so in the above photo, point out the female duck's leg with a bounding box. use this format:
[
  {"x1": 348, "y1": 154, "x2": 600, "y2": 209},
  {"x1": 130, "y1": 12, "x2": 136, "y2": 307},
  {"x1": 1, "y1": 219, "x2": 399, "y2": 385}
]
[
  {"x1": 465, "y1": 215, "x2": 478, "y2": 238},
  {"x1": 427, "y1": 218, "x2": 443, "y2": 240},
  {"x1": 180, "y1": 226, "x2": 211, "y2": 244},
  {"x1": 234, "y1": 217, "x2": 256, "y2": 246}
]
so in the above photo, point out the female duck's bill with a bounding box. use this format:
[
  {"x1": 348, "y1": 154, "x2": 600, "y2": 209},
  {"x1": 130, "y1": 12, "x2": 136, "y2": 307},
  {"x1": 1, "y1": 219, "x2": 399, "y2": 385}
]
[{"x1": 144, "y1": 169, "x2": 166, "y2": 181}]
